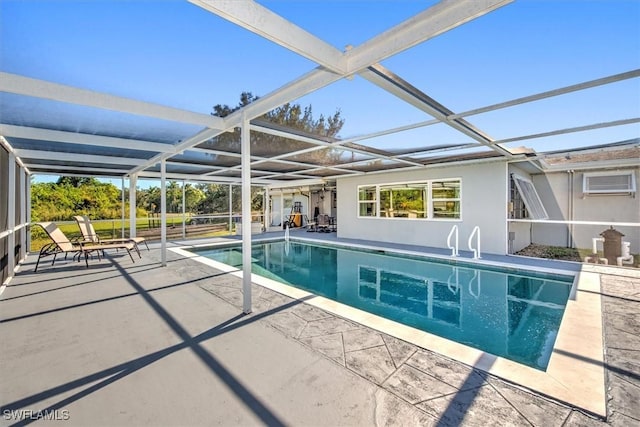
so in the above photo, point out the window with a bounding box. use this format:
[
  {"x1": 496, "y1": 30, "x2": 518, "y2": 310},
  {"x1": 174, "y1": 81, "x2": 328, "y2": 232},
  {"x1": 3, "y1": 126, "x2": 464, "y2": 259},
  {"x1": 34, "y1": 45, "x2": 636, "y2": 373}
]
[
  {"x1": 511, "y1": 174, "x2": 548, "y2": 220},
  {"x1": 583, "y1": 171, "x2": 636, "y2": 195},
  {"x1": 358, "y1": 186, "x2": 377, "y2": 217},
  {"x1": 357, "y1": 265, "x2": 460, "y2": 326},
  {"x1": 431, "y1": 180, "x2": 460, "y2": 219},
  {"x1": 379, "y1": 183, "x2": 427, "y2": 218},
  {"x1": 509, "y1": 177, "x2": 527, "y2": 219},
  {"x1": 357, "y1": 178, "x2": 461, "y2": 220}
]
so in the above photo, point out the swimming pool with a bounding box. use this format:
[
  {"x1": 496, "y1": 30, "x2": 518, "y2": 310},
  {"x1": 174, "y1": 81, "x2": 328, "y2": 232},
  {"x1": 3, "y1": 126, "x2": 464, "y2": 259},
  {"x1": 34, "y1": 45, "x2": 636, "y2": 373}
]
[{"x1": 192, "y1": 239, "x2": 573, "y2": 370}]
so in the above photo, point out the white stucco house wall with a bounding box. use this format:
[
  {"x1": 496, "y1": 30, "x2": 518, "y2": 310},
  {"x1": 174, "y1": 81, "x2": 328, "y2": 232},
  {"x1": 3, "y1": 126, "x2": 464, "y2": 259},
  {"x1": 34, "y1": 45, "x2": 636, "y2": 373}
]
[
  {"x1": 336, "y1": 159, "x2": 509, "y2": 255},
  {"x1": 508, "y1": 141, "x2": 639, "y2": 257},
  {"x1": 329, "y1": 141, "x2": 639, "y2": 260}
]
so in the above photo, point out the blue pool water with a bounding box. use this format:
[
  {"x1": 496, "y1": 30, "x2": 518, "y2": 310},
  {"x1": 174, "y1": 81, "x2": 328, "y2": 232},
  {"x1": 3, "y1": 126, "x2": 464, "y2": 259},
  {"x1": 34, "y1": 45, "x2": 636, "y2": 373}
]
[{"x1": 193, "y1": 240, "x2": 573, "y2": 370}]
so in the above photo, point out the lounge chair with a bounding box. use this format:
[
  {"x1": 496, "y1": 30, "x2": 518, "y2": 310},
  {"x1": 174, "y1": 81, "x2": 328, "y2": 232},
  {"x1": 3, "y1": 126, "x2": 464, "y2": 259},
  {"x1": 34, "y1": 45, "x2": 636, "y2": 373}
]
[
  {"x1": 74, "y1": 215, "x2": 149, "y2": 253},
  {"x1": 35, "y1": 222, "x2": 137, "y2": 272}
]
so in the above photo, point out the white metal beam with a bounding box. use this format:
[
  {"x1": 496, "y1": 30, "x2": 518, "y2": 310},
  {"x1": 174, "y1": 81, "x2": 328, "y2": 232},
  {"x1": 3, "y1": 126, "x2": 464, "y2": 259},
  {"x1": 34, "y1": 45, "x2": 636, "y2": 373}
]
[
  {"x1": 360, "y1": 65, "x2": 513, "y2": 157},
  {"x1": 165, "y1": 160, "x2": 230, "y2": 172},
  {"x1": 19, "y1": 167, "x2": 26, "y2": 261},
  {"x1": 228, "y1": 183, "x2": 233, "y2": 232},
  {"x1": 226, "y1": 68, "x2": 344, "y2": 128},
  {"x1": 26, "y1": 173, "x2": 31, "y2": 252},
  {"x1": 7, "y1": 153, "x2": 16, "y2": 279},
  {"x1": 167, "y1": 160, "x2": 302, "y2": 177},
  {"x1": 0, "y1": 72, "x2": 225, "y2": 130},
  {"x1": 321, "y1": 154, "x2": 515, "y2": 181},
  {"x1": 121, "y1": 178, "x2": 125, "y2": 238},
  {"x1": 264, "y1": 187, "x2": 270, "y2": 229},
  {"x1": 182, "y1": 180, "x2": 186, "y2": 239},
  {"x1": 137, "y1": 171, "x2": 273, "y2": 185},
  {"x1": 249, "y1": 121, "x2": 425, "y2": 167},
  {"x1": 128, "y1": 127, "x2": 227, "y2": 176},
  {"x1": 194, "y1": 1, "x2": 512, "y2": 78},
  {"x1": 185, "y1": 147, "x2": 243, "y2": 158},
  {"x1": 188, "y1": 147, "x2": 322, "y2": 171},
  {"x1": 137, "y1": 1, "x2": 511, "y2": 175},
  {"x1": 258, "y1": 164, "x2": 365, "y2": 180},
  {"x1": 240, "y1": 113, "x2": 252, "y2": 314},
  {"x1": 289, "y1": 164, "x2": 365, "y2": 175},
  {"x1": 344, "y1": 0, "x2": 513, "y2": 73},
  {"x1": 248, "y1": 123, "x2": 336, "y2": 147},
  {"x1": 266, "y1": 179, "x2": 327, "y2": 189},
  {"x1": 0, "y1": 124, "x2": 176, "y2": 153},
  {"x1": 23, "y1": 164, "x2": 129, "y2": 175},
  {"x1": 189, "y1": 0, "x2": 346, "y2": 73},
  {"x1": 130, "y1": 69, "x2": 343, "y2": 176},
  {"x1": 496, "y1": 118, "x2": 640, "y2": 145},
  {"x1": 14, "y1": 149, "x2": 148, "y2": 166},
  {"x1": 0, "y1": 136, "x2": 30, "y2": 174},
  {"x1": 129, "y1": 175, "x2": 137, "y2": 239},
  {"x1": 160, "y1": 159, "x2": 167, "y2": 267},
  {"x1": 258, "y1": 171, "x2": 327, "y2": 180},
  {"x1": 248, "y1": 119, "x2": 468, "y2": 170},
  {"x1": 452, "y1": 69, "x2": 640, "y2": 120},
  {"x1": 340, "y1": 118, "x2": 441, "y2": 145}
]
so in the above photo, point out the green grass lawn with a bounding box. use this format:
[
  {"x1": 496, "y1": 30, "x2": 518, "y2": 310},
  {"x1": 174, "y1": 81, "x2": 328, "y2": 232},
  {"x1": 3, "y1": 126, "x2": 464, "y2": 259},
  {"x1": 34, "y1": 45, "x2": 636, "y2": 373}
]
[{"x1": 29, "y1": 215, "x2": 214, "y2": 251}]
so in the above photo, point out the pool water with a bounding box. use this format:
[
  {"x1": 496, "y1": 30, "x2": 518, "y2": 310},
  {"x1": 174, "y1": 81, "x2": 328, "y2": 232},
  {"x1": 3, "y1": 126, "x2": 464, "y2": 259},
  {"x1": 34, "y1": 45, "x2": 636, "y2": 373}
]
[{"x1": 193, "y1": 240, "x2": 573, "y2": 370}]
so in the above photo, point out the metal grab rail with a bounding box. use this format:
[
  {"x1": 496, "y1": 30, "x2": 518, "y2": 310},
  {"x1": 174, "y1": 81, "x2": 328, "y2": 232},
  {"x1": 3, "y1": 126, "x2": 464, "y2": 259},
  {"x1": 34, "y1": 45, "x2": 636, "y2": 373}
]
[
  {"x1": 447, "y1": 267, "x2": 459, "y2": 294},
  {"x1": 468, "y1": 226, "x2": 481, "y2": 259},
  {"x1": 447, "y1": 225, "x2": 459, "y2": 257},
  {"x1": 468, "y1": 270, "x2": 481, "y2": 298}
]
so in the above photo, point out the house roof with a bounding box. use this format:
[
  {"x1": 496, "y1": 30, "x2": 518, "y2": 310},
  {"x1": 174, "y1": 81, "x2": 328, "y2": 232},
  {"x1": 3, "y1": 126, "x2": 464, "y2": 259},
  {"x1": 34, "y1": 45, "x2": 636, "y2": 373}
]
[
  {"x1": 1, "y1": 1, "x2": 638, "y2": 187},
  {"x1": 540, "y1": 139, "x2": 640, "y2": 170}
]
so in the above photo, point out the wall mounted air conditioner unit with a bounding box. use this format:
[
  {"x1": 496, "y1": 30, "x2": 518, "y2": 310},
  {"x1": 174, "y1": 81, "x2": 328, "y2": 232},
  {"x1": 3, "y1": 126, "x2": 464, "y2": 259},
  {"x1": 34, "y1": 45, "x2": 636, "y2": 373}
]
[{"x1": 583, "y1": 171, "x2": 636, "y2": 196}]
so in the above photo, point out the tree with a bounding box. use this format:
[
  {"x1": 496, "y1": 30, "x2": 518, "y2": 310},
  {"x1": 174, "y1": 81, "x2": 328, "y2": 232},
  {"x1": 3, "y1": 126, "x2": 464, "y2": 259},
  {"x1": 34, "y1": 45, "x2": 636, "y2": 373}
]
[
  {"x1": 137, "y1": 186, "x2": 161, "y2": 214},
  {"x1": 202, "y1": 92, "x2": 345, "y2": 164},
  {"x1": 31, "y1": 178, "x2": 125, "y2": 221},
  {"x1": 187, "y1": 92, "x2": 343, "y2": 218},
  {"x1": 136, "y1": 182, "x2": 205, "y2": 214},
  {"x1": 184, "y1": 184, "x2": 205, "y2": 212},
  {"x1": 195, "y1": 183, "x2": 262, "y2": 215},
  {"x1": 56, "y1": 176, "x2": 99, "y2": 187},
  {"x1": 195, "y1": 183, "x2": 229, "y2": 214}
]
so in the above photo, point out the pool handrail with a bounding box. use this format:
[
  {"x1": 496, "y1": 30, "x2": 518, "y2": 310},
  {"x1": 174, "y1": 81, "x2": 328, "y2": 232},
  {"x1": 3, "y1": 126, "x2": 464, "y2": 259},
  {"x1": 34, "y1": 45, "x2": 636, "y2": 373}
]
[
  {"x1": 447, "y1": 225, "x2": 459, "y2": 257},
  {"x1": 468, "y1": 226, "x2": 481, "y2": 259}
]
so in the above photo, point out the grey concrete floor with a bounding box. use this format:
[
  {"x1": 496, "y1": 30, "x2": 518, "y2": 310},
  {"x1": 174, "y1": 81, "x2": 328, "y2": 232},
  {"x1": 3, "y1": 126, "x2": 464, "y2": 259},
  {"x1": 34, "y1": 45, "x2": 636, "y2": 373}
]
[{"x1": 0, "y1": 238, "x2": 638, "y2": 426}]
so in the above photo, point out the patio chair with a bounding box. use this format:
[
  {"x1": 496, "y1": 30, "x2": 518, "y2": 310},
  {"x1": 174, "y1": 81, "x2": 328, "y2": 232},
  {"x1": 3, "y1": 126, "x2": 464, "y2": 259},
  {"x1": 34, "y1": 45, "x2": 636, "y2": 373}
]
[
  {"x1": 316, "y1": 214, "x2": 331, "y2": 233},
  {"x1": 74, "y1": 215, "x2": 149, "y2": 253},
  {"x1": 35, "y1": 222, "x2": 136, "y2": 272}
]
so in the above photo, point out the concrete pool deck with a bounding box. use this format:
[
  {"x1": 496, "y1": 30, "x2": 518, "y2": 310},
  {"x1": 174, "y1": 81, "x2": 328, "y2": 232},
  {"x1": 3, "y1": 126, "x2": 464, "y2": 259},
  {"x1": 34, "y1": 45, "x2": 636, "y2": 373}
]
[
  {"x1": 1, "y1": 233, "x2": 638, "y2": 426},
  {"x1": 175, "y1": 234, "x2": 606, "y2": 416}
]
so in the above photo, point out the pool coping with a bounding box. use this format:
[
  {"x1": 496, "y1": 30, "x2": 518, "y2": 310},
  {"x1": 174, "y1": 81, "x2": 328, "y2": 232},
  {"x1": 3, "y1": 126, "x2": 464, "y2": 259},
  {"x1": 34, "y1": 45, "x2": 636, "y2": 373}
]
[{"x1": 170, "y1": 237, "x2": 606, "y2": 417}]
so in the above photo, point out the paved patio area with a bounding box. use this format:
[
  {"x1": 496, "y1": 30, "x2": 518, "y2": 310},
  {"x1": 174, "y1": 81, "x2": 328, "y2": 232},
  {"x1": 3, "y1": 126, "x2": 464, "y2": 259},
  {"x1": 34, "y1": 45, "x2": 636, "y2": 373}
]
[{"x1": 1, "y1": 237, "x2": 638, "y2": 426}]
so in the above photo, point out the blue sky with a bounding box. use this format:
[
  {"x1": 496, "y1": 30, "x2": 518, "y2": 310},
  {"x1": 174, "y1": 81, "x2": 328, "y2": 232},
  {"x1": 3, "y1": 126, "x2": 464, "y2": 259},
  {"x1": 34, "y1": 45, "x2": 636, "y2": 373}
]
[{"x1": 1, "y1": 0, "x2": 639, "y2": 187}]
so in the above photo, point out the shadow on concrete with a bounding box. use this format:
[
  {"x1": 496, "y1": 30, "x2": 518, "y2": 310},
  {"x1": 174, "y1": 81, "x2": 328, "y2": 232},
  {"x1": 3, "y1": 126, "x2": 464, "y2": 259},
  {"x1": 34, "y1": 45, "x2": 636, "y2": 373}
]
[
  {"x1": 9, "y1": 256, "x2": 183, "y2": 287},
  {"x1": 1, "y1": 258, "x2": 313, "y2": 426},
  {"x1": 1, "y1": 261, "x2": 211, "y2": 302},
  {"x1": 580, "y1": 287, "x2": 640, "y2": 303},
  {"x1": 553, "y1": 348, "x2": 640, "y2": 382},
  {"x1": 0, "y1": 270, "x2": 238, "y2": 324},
  {"x1": 435, "y1": 353, "x2": 495, "y2": 427}
]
